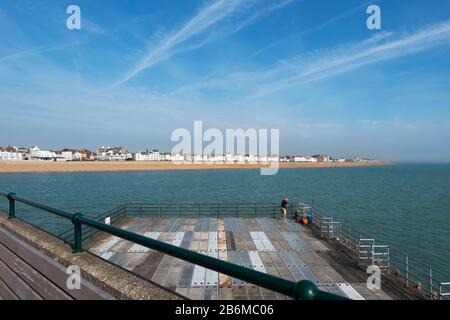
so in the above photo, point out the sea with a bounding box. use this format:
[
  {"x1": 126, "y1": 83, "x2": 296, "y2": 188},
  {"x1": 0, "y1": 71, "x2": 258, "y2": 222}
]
[{"x1": 0, "y1": 163, "x2": 449, "y2": 279}]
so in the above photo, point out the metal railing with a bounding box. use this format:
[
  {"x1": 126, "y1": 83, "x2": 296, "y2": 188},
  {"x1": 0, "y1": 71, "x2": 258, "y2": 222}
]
[
  {"x1": 58, "y1": 204, "x2": 126, "y2": 243},
  {"x1": 55, "y1": 199, "x2": 449, "y2": 300},
  {"x1": 121, "y1": 202, "x2": 285, "y2": 218},
  {"x1": 0, "y1": 192, "x2": 346, "y2": 300},
  {"x1": 308, "y1": 206, "x2": 449, "y2": 300},
  {"x1": 55, "y1": 202, "x2": 285, "y2": 244},
  {"x1": 56, "y1": 199, "x2": 449, "y2": 300}
]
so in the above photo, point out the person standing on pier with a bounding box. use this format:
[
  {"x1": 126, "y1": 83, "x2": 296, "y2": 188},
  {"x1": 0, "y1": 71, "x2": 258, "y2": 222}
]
[{"x1": 280, "y1": 197, "x2": 288, "y2": 220}]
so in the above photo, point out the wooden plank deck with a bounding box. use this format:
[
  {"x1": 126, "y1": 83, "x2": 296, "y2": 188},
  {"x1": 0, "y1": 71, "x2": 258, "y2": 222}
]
[
  {"x1": 0, "y1": 227, "x2": 114, "y2": 300},
  {"x1": 87, "y1": 217, "x2": 393, "y2": 300}
]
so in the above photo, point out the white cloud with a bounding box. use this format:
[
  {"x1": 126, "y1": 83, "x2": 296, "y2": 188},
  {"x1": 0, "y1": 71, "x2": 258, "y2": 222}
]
[
  {"x1": 232, "y1": 0, "x2": 295, "y2": 33},
  {"x1": 249, "y1": 0, "x2": 370, "y2": 58},
  {"x1": 111, "y1": 0, "x2": 295, "y2": 88},
  {"x1": 171, "y1": 20, "x2": 450, "y2": 98},
  {"x1": 252, "y1": 20, "x2": 450, "y2": 96},
  {"x1": 82, "y1": 19, "x2": 106, "y2": 35},
  {"x1": 111, "y1": 0, "x2": 248, "y2": 87},
  {"x1": 0, "y1": 42, "x2": 82, "y2": 63}
]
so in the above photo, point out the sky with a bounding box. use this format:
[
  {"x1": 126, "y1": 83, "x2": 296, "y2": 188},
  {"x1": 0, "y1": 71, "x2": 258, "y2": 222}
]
[{"x1": 0, "y1": 0, "x2": 450, "y2": 162}]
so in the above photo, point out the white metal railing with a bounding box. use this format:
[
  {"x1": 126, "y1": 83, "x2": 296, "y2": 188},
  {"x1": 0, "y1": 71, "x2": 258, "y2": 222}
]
[
  {"x1": 372, "y1": 245, "x2": 390, "y2": 270},
  {"x1": 311, "y1": 206, "x2": 449, "y2": 300}
]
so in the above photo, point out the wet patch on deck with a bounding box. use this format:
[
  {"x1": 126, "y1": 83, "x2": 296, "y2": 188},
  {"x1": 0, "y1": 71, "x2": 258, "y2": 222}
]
[{"x1": 86, "y1": 217, "x2": 392, "y2": 300}]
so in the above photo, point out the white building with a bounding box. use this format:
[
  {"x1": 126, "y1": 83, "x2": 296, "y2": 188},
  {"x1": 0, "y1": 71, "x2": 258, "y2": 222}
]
[
  {"x1": 0, "y1": 151, "x2": 23, "y2": 161},
  {"x1": 61, "y1": 151, "x2": 73, "y2": 161},
  {"x1": 30, "y1": 150, "x2": 60, "y2": 160},
  {"x1": 98, "y1": 152, "x2": 130, "y2": 161},
  {"x1": 294, "y1": 156, "x2": 317, "y2": 162},
  {"x1": 193, "y1": 154, "x2": 209, "y2": 162},
  {"x1": 225, "y1": 154, "x2": 236, "y2": 163},
  {"x1": 209, "y1": 154, "x2": 225, "y2": 162},
  {"x1": 159, "y1": 153, "x2": 171, "y2": 161},
  {"x1": 134, "y1": 150, "x2": 161, "y2": 161},
  {"x1": 245, "y1": 155, "x2": 259, "y2": 163},
  {"x1": 172, "y1": 153, "x2": 185, "y2": 162},
  {"x1": 96, "y1": 146, "x2": 131, "y2": 161}
]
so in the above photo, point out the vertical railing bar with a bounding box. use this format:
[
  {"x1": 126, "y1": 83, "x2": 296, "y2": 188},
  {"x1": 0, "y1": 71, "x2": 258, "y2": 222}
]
[
  {"x1": 406, "y1": 255, "x2": 409, "y2": 287},
  {"x1": 72, "y1": 213, "x2": 83, "y2": 253},
  {"x1": 7, "y1": 193, "x2": 16, "y2": 219},
  {"x1": 430, "y1": 267, "x2": 433, "y2": 300}
]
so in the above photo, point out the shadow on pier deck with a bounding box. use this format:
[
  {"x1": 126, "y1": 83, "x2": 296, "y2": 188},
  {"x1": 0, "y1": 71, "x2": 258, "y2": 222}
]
[{"x1": 86, "y1": 216, "x2": 394, "y2": 300}]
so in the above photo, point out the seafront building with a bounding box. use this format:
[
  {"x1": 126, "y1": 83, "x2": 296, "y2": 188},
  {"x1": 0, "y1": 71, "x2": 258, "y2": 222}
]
[
  {"x1": 133, "y1": 150, "x2": 161, "y2": 161},
  {"x1": 0, "y1": 146, "x2": 28, "y2": 160},
  {"x1": 96, "y1": 146, "x2": 132, "y2": 161},
  {"x1": 0, "y1": 144, "x2": 378, "y2": 163},
  {"x1": 30, "y1": 149, "x2": 60, "y2": 161},
  {"x1": 0, "y1": 150, "x2": 23, "y2": 161}
]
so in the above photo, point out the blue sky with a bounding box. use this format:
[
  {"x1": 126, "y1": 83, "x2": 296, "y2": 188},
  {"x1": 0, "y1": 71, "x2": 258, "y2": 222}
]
[{"x1": 1, "y1": 0, "x2": 450, "y2": 161}]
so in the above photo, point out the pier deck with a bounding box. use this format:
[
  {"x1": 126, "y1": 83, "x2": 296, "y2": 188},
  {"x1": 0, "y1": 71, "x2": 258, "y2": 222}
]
[{"x1": 87, "y1": 217, "x2": 393, "y2": 300}]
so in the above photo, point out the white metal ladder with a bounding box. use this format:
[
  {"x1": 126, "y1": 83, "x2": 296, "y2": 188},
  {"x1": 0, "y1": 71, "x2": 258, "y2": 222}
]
[
  {"x1": 320, "y1": 217, "x2": 334, "y2": 239},
  {"x1": 358, "y1": 238, "x2": 374, "y2": 263},
  {"x1": 358, "y1": 239, "x2": 390, "y2": 270},
  {"x1": 440, "y1": 282, "x2": 450, "y2": 299}
]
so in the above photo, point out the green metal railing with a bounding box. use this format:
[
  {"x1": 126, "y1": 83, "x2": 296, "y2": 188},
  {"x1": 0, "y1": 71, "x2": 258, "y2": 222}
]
[
  {"x1": 56, "y1": 202, "x2": 294, "y2": 244},
  {"x1": 0, "y1": 192, "x2": 347, "y2": 300},
  {"x1": 121, "y1": 202, "x2": 287, "y2": 218}
]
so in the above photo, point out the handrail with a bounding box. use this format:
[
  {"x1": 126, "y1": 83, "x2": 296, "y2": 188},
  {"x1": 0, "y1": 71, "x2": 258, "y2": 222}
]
[
  {"x1": 310, "y1": 204, "x2": 450, "y2": 300},
  {"x1": 0, "y1": 192, "x2": 347, "y2": 300}
]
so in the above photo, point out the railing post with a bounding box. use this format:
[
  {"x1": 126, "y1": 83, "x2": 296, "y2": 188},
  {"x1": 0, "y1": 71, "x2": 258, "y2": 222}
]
[
  {"x1": 7, "y1": 193, "x2": 16, "y2": 219},
  {"x1": 72, "y1": 213, "x2": 84, "y2": 253},
  {"x1": 387, "y1": 247, "x2": 390, "y2": 274},
  {"x1": 347, "y1": 227, "x2": 351, "y2": 244},
  {"x1": 429, "y1": 267, "x2": 433, "y2": 300},
  {"x1": 405, "y1": 255, "x2": 409, "y2": 287}
]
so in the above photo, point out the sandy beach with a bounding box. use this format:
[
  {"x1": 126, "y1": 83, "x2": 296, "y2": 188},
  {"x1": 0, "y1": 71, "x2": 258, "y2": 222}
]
[{"x1": 0, "y1": 160, "x2": 389, "y2": 173}]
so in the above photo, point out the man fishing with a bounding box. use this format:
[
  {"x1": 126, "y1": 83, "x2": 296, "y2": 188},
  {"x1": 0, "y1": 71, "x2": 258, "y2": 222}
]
[{"x1": 280, "y1": 197, "x2": 288, "y2": 220}]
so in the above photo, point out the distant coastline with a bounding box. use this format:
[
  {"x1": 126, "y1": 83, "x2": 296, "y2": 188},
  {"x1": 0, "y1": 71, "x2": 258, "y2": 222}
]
[{"x1": 0, "y1": 160, "x2": 390, "y2": 173}]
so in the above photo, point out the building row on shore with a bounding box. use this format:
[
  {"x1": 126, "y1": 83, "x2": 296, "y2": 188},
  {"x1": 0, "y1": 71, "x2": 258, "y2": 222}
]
[
  {"x1": 0, "y1": 146, "x2": 94, "y2": 162},
  {"x1": 0, "y1": 145, "x2": 378, "y2": 163}
]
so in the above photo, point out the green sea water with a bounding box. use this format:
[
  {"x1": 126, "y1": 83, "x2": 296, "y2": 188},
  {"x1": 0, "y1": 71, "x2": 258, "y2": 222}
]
[{"x1": 0, "y1": 163, "x2": 449, "y2": 279}]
